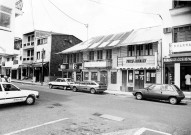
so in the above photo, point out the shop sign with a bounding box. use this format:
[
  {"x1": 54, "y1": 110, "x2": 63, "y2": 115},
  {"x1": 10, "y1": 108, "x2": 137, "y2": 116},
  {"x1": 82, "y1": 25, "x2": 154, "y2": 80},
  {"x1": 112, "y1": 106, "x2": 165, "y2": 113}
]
[
  {"x1": 170, "y1": 41, "x2": 191, "y2": 53},
  {"x1": 164, "y1": 57, "x2": 191, "y2": 62},
  {"x1": 126, "y1": 59, "x2": 146, "y2": 63}
]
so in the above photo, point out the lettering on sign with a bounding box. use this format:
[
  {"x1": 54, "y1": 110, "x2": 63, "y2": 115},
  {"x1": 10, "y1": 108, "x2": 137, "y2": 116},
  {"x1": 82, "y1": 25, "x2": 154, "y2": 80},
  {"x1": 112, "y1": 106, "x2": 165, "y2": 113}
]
[
  {"x1": 164, "y1": 57, "x2": 191, "y2": 62},
  {"x1": 126, "y1": 59, "x2": 146, "y2": 63}
]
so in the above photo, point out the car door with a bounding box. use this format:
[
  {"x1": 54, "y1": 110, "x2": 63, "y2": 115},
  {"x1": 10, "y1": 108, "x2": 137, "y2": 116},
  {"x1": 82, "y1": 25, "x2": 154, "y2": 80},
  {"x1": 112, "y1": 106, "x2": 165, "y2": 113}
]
[
  {"x1": 0, "y1": 84, "x2": 6, "y2": 104},
  {"x1": 78, "y1": 82, "x2": 85, "y2": 91},
  {"x1": 147, "y1": 84, "x2": 163, "y2": 100},
  {"x1": 3, "y1": 84, "x2": 26, "y2": 103}
]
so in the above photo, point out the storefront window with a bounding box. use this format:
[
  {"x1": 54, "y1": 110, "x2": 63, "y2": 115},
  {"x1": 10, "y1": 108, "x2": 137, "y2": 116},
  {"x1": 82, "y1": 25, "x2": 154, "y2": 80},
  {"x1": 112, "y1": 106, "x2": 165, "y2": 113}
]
[
  {"x1": 84, "y1": 72, "x2": 89, "y2": 80},
  {"x1": 111, "y1": 72, "x2": 117, "y2": 84},
  {"x1": 146, "y1": 70, "x2": 156, "y2": 83},
  {"x1": 91, "y1": 72, "x2": 97, "y2": 81},
  {"x1": 128, "y1": 70, "x2": 133, "y2": 83}
]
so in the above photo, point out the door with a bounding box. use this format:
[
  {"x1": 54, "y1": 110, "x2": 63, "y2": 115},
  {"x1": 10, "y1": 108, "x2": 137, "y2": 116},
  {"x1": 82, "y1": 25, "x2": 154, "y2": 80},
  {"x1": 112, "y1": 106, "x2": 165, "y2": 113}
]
[
  {"x1": 122, "y1": 70, "x2": 127, "y2": 91},
  {"x1": 134, "y1": 70, "x2": 144, "y2": 89},
  {"x1": 100, "y1": 71, "x2": 108, "y2": 85}
]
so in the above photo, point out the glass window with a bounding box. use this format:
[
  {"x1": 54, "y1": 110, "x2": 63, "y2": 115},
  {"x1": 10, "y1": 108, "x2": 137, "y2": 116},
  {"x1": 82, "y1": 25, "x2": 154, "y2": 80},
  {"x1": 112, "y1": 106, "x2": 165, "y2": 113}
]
[
  {"x1": 111, "y1": 72, "x2": 117, "y2": 84},
  {"x1": 152, "y1": 85, "x2": 162, "y2": 91},
  {"x1": 84, "y1": 72, "x2": 89, "y2": 80},
  {"x1": 106, "y1": 49, "x2": 112, "y2": 59},
  {"x1": 146, "y1": 70, "x2": 156, "y2": 83},
  {"x1": 37, "y1": 52, "x2": 40, "y2": 59},
  {"x1": 3, "y1": 84, "x2": 19, "y2": 91},
  {"x1": 89, "y1": 51, "x2": 94, "y2": 61},
  {"x1": 128, "y1": 45, "x2": 135, "y2": 56},
  {"x1": 97, "y1": 50, "x2": 103, "y2": 60},
  {"x1": 128, "y1": 70, "x2": 133, "y2": 83},
  {"x1": 165, "y1": 85, "x2": 174, "y2": 91},
  {"x1": 91, "y1": 72, "x2": 97, "y2": 81},
  {"x1": 0, "y1": 6, "x2": 11, "y2": 29}
]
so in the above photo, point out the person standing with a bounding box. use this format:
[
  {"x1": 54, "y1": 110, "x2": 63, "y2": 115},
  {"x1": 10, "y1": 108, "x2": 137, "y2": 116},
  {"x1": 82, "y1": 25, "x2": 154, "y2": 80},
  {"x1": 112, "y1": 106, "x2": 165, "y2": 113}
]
[
  {"x1": 7, "y1": 75, "x2": 11, "y2": 82},
  {"x1": 185, "y1": 74, "x2": 191, "y2": 91}
]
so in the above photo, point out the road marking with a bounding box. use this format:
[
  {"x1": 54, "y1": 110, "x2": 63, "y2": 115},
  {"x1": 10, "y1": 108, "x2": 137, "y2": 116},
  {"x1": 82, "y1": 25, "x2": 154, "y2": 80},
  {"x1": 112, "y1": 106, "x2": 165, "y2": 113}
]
[
  {"x1": 4, "y1": 118, "x2": 69, "y2": 135},
  {"x1": 134, "y1": 127, "x2": 171, "y2": 135},
  {"x1": 100, "y1": 114, "x2": 124, "y2": 121}
]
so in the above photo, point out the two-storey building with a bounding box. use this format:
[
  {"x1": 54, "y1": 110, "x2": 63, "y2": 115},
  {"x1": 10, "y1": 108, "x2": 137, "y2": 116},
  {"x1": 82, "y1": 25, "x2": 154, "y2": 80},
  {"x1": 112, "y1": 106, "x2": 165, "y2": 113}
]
[
  {"x1": 21, "y1": 30, "x2": 81, "y2": 83},
  {"x1": 163, "y1": 1, "x2": 191, "y2": 91},
  {"x1": 59, "y1": 25, "x2": 163, "y2": 92}
]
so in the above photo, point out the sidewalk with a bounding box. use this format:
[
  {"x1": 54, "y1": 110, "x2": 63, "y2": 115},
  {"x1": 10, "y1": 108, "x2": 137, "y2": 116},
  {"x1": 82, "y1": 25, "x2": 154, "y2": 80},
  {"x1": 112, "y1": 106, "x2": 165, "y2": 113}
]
[{"x1": 11, "y1": 79, "x2": 191, "y2": 100}]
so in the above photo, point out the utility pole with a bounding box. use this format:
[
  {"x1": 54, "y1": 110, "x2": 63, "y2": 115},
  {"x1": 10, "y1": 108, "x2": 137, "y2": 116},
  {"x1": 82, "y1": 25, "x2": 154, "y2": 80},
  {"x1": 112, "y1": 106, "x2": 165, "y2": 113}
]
[{"x1": 41, "y1": 48, "x2": 44, "y2": 86}]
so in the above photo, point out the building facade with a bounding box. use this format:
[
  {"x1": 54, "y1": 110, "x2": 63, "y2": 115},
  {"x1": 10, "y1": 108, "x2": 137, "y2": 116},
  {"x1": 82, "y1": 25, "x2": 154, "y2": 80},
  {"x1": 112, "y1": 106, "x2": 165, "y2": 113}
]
[
  {"x1": 163, "y1": 1, "x2": 191, "y2": 91},
  {"x1": 59, "y1": 26, "x2": 163, "y2": 91},
  {"x1": 20, "y1": 30, "x2": 81, "y2": 83}
]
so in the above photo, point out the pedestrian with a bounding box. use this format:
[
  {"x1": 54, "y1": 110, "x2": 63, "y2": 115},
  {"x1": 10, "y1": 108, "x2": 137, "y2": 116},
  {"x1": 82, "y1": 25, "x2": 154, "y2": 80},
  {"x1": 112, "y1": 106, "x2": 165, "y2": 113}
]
[{"x1": 7, "y1": 75, "x2": 11, "y2": 83}]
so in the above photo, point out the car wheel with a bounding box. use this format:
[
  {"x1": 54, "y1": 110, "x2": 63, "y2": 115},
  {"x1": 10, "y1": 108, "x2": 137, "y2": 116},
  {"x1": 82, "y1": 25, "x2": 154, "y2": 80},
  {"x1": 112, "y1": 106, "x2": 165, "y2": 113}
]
[
  {"x1": 73, "y1": 87, "x2": 77, "y2": 92},
  {"x1": 26, "y1": 96, "x2": 35, "y2": 105},
  {"x1": 49, "y1": 84, "x2": 53, "y2": 89},
  {"x1": 90, "y1": 88, "x2": 96, "y2": 94},
  {"x1": 169, "y1": 97, "x2": 177, "y2": 105},
  {"x1": 136, "y1": 93, "x2": 143, "y2": 100}
]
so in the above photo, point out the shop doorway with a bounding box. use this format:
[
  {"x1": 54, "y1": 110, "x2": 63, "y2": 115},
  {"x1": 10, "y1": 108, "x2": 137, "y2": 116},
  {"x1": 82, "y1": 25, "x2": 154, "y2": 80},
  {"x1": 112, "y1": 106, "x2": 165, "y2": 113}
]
[
  {"x1": 100, "y1": 71, "x2": 108, "y2": 85},
  {"x1": 134, "y1": 70, "x2": 144, "y2": 89},
  {"x1": 180, "y1": 63, "x2": 191, "y2": 91},
  {"x1": 122, "y1": 70, "x2": 127, "y2": 91}
]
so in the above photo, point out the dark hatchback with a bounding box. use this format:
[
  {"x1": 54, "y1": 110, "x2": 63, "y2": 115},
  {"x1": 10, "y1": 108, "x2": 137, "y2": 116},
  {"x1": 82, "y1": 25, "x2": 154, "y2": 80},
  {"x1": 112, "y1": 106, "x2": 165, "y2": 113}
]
[{"x1": 133, "y1": 84, "x2": 185, "y2": 105}]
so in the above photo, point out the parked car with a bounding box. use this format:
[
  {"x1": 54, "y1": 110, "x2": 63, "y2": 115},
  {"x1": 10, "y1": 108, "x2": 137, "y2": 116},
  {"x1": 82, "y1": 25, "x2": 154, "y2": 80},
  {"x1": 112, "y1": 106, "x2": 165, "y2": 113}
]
[
  {"x1": 48, "y1": 78, "x2": 74, "y2": 89},
  {"x1": 70, "y1": 81, "x2": 107, "y2": 94},
  {"x1": 0, "y1": 82, "x2": 39, "y2": 105},
  {"x1": 132, "y1": 84, "x2": 185, "y2": 105}
]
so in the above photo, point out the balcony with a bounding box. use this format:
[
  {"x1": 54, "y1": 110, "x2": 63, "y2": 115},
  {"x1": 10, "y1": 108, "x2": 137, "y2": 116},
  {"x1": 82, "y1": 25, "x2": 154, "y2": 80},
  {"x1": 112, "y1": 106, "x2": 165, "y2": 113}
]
[
  {"x1": 84, "y1": 59, "x2": 112, "y2": 68},
  {"x1": 22, "y1": 57, "x2": 34, "y2": 63},
  {"x1": 23, "y1": 41, "x2": 35, "y2": 49},
  {"x1": 169, "y1": 41, "x2": 191, "y2": 57},
  {"x1": 4, "y1": 61, "x2": 13, "y2": 67},
  {"x1": 117, "y1": 53, "x2": 157, "y2": 69}
]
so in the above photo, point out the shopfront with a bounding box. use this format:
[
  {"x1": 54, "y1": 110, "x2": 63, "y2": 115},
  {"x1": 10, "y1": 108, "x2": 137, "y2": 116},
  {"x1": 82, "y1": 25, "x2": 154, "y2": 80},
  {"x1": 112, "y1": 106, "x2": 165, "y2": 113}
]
[{"x1": 164, "y1": 57, "x2": 191, "y2": 91}]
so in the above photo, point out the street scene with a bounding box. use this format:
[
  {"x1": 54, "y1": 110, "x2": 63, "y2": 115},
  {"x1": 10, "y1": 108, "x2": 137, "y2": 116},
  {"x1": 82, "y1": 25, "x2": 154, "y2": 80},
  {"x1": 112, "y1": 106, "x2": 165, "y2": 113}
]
[{"x1": 0, "y1": 0, "x2": 191, "y2": 135}]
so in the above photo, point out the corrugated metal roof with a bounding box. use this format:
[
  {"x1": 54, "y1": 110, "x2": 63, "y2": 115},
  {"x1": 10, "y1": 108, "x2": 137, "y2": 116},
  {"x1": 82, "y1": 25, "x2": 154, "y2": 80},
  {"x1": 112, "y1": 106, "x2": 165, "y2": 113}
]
[{"x1": 118, "y1": 25, "x2": 162, "y2": 46}]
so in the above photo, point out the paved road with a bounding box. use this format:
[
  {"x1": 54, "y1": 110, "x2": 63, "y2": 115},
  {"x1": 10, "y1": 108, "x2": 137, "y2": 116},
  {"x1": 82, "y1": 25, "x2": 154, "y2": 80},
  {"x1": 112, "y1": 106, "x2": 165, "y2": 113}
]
[{"x1": 0, "y1": 83, "x2": 191, "y2": 135}]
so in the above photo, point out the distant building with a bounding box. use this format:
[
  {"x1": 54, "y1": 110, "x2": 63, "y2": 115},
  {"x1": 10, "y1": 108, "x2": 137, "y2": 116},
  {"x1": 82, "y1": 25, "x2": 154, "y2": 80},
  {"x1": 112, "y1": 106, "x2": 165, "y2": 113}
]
[
  {"x1": 163, "y1": 0, "x2": 191, "y2": 91},
  {"x1": 20, "y1": 30, "x2": 81, "y2": 82},
  {"x1": 59, "y1": 26, "x2": 163, "y2": 91}
]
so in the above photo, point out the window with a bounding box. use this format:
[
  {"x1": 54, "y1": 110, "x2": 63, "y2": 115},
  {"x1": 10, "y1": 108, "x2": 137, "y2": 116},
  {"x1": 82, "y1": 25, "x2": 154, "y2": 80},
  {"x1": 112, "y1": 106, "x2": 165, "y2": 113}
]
[
  {"x1": 91, "y1": 72, "x2": 97, "y2": 81},
  {"x1": 37, "y1": 52, "x2": 40, "y2": 59},
  {"x1": 97, "y1": 50, "x2": 103, "y2": 60},
  {"x1": 37, "y1": 38, "x2": 48, "y2": 45},
  {"x1": 42, "y1": 50, "x2": 45, "y2": 59},
  {"x1": 145, "y1": 44, "x2": 153, "y2": 55},
  {"x1": 146, "y1": 70, "x2": 156, "y2": 83},
  {"x1": 28, "y1": 36, "x2": 30, "y2": 42},
  {"x1": 12, "y1": 57, "x2": 14, "y2": 61},
  {"x1": 0, "y1": 5, "x2": 11, "y2": 29},
  {"x1": 111, "y1": 72, "x2": 117, "y2": 84},
  {"x1": 152, "y1": 85, "x2": 162, "y2": 91},
  {"x1": 37, "y1": 39, "x2": 40, "y2": 45},
  {"x1": 31, "y1": 35, "x2": 34, "y2": 41},
  {"x1": 106, "y1": 49, "x2": 112, "y2": 59},
  {"x1": 173, "y1": 25, "x2": 191, "y2": 43},
  {"x1": 27, "y1": 50, "x2": 30, "y2": 56},
  {"x1": 128, "y1": 70, "x2": 133, "y2": 83},
  {"x1": 31, "y1": 50, "x2": 34, "y2": 56},
  {"x1": 7, "y1": 58, "x2": 9, "y2": 61},
  {"x1": 136, "y1": 45, "x2": 143, "y2": 56},
  {"x1": 89, "y1": 51, "x2": 94, "y2": 61},
  {"x1": 128, "y1": 45, "x2": 135, "y2": 56},
  {"x1": 165, "y1": 85, "x2": 174, "y2": 92},
  {"x1": 3, "y1": 84, "x2": 19, "y2": 91},
  {"x1": 73, "y1": 53, "x2": 76, "y2": 63},
  {"x1": 84, "y1": 72, "x2": 89, "y2": 80}
]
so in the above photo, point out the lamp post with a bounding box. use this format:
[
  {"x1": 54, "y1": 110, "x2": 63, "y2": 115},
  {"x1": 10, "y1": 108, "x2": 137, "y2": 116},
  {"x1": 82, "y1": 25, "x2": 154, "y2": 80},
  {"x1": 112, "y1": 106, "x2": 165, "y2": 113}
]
[{"x1": 41, "y1": 48, "x2": 44, "y2": 86}]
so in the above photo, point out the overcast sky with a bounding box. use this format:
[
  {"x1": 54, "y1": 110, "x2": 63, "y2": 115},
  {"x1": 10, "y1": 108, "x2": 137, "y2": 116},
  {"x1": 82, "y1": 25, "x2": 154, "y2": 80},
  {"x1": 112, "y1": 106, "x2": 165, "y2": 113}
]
[{"x1": 15, "y1": 0, "x2": 172, "y2": 41}]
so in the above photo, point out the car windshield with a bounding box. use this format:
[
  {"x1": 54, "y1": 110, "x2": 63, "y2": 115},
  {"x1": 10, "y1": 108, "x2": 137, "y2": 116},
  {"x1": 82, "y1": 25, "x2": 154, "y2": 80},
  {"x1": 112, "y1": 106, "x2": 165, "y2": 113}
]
[{"x1": 172, "y1": 85, "x2": 181, "y2": 91}]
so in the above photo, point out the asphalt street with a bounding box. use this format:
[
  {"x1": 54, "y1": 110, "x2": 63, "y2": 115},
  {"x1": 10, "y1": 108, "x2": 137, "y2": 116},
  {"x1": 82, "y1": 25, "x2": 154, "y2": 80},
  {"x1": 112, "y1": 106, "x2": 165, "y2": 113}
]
[{"x1": 0, "y1": 83, "x2": 191, "y2": 135}]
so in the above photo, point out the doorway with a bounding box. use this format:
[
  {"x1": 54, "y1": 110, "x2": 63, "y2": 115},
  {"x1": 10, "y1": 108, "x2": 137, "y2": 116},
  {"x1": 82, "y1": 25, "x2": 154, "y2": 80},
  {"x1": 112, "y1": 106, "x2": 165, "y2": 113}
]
[
  {"x1": 122, "y1": 70, "x2": 127, "y2": 91},
  {"x1": 134, "y1": 70, "x2": 144, "y2": 89},
  {"x1": 100, "y1": 71, "x2": 108, "y2": 85}
]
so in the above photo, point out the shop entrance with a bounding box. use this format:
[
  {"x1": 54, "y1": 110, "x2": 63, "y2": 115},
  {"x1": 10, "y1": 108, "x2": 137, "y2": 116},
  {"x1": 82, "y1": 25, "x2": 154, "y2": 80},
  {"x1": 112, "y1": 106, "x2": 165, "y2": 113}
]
[
  {"x1": 180, "y1": 63, "x2": 191, "y2": 91},
  {"x1": 100, "y1": 71, "x2": 108, "y2": 85},
  {"x1": 134, "y1": 70, "x2": 144, "y2": 89},
  {"x1": 122, "y1": 70, "x2": 127, "y2": 91}
]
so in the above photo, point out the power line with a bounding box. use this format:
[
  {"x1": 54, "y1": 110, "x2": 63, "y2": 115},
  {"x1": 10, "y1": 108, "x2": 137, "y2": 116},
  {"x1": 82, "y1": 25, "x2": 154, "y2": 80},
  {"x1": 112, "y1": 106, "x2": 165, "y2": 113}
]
[{"x1": 47, "y1": 0, "x2": 87, "y2": 27}]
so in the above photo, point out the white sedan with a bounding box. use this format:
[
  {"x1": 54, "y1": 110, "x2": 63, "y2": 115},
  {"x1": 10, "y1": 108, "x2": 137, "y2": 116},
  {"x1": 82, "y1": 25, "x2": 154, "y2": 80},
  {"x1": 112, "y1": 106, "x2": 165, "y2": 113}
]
[{"x1": 0, "y1": 82, "x2": 39, "y2": 105}]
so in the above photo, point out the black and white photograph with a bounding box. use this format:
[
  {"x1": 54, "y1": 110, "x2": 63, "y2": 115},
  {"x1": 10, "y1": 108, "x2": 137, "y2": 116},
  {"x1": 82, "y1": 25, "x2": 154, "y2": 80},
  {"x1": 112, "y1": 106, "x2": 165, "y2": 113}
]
[{"x1": 0, "y1": 0, "x2": 191, "y2": 134}]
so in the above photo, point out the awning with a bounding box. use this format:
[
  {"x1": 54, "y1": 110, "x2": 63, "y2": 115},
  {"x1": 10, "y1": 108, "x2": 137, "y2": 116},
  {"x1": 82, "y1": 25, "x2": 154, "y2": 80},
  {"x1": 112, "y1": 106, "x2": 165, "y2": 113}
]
[{"x1": 118, "y1": 25, "x2": 162, "y2": 46}]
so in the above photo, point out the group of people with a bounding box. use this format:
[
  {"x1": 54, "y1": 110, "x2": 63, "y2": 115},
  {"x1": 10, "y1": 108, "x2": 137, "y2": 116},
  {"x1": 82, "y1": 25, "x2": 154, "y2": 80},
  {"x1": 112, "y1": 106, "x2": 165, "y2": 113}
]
[{"x1": 0, "y1": 75, "x2": 11, "y2": 82}]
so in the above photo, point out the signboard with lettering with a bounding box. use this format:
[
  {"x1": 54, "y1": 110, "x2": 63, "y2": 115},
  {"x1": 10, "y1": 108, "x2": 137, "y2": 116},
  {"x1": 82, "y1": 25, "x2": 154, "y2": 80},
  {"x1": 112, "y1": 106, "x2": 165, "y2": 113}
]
[
  {"x1": 164, "y1": 57, "x2": 191, "y2": 63},
  {"x1": 170, "y1": 41, "x2": 191, "y2": 53}
]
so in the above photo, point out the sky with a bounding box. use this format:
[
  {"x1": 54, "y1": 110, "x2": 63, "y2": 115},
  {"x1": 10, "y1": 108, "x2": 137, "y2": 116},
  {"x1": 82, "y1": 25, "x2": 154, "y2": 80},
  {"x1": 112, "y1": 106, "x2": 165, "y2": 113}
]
[{"x1": 15, "y1": 0, "x2": 172, "y2": 41}]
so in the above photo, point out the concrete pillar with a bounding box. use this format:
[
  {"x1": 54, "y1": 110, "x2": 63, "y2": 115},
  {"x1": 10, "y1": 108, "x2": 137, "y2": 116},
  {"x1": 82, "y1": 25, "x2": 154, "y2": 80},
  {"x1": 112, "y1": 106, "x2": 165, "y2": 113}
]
[{"x1": 175, "y1": 63, "x2": 180, "y2": 88}]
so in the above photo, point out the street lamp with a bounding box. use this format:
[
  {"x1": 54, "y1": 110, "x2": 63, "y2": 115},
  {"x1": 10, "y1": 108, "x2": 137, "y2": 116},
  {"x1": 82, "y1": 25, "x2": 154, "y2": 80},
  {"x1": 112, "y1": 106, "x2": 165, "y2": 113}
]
[{"x1": 41, "y1": 48, "x2": 44, "y2": 86}]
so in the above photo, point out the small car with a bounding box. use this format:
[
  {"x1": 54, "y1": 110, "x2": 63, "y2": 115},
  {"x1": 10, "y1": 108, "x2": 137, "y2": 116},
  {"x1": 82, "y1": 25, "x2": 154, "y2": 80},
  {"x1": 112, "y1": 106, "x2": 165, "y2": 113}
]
[
  {"x1": 70, "y1": 81, "x2": 107, "y2": 94},
  {"x1": 133, "y1": 84, "x2": 185, "y2": 105},
  {"x1": 0, "y1": 82, "x2": 39, "y2": 105},
  {"x1": 48, "y1": 78, "x2": 74, "y2": 89}
]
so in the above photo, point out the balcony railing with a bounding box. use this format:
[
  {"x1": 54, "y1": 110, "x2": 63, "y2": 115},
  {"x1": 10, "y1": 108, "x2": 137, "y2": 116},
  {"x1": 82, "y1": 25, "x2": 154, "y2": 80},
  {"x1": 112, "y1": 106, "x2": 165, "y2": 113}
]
[
  {"x1": 22, "y1": 57, "x2": 34, "y2": 63},
  {"x1": 84, "y1": 59, "x2": 112, "y2": 68},
  {"x1": 169, "y1": 41, "x2": 191, "y2": 54},
  {"x1": 23, "y1": 41, "x2": 35, "y2": 49}
]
